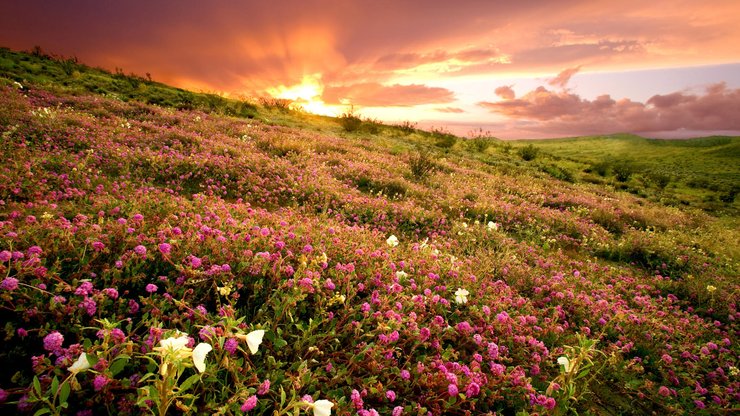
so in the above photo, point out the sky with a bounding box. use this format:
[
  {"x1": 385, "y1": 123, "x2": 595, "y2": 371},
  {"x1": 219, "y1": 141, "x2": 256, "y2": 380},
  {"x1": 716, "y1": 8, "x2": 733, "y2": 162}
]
[{"x1": 1, "y1": 0, "x2": 739, "y2": 139}]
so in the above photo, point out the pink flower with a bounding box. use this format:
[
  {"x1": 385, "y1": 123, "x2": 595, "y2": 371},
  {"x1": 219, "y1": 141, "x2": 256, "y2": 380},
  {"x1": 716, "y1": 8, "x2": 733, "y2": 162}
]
[
  {"x1": 145, "y1": 284, "x2": 158, "y2": 293},
  {"x1": 351, "y1": 389, "x2": 363, "y2": 409},
  {"x1": 158, "y1": 243, "x2": 172, "y2": 255},
  {"x1": 658, "y1": 386, "x2": 671, "y2": 397},
  {"x1": 134, "y1": 245, "x2": 147, "y2": 256},
  {"x1": 386, "y1": 389, "x2": 396, "y2": 402},
  {"x1": 241, "y1": 395, "x2": 257, "y2": 412},
  {"x1": 1, "y1": 277, "x2": 19, "y2": 291},
  {"x1": 224, "y1": 338, "x2": 238, "y2": 355},
  {"x1": 448, "y1": 384, "x2": 458, "y2": 396},
  {"x1": 93, "y1": 375, "x2": 109, "y2": 391},
  {"x1": 392, "y1": 406, "x2": 403, "y2": 416},
  {"x1": 190, "y1": 256, "x2": 202, "y2": 268},
  {"x1": 257, "y1": 379, "x2": 271, "y2": 395},
  {"x1": 43, "y1": 331, "x2": 64, "y2": 353}
]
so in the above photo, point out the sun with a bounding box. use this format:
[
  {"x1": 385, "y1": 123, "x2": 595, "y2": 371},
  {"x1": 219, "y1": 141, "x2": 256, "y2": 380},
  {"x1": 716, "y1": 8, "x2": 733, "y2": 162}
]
[{"x1": 265, "y1": 74, "x2": 338, "y2": 117}]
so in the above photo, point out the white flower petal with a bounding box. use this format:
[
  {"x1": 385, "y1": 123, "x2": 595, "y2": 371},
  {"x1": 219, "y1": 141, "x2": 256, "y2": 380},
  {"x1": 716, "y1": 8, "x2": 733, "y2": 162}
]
[
  {"x1": 68, "y1": 352, "x2": 91, "y2": 374},
  {"x1": 159, "y1": 334, "x2": 190, "y2": 352},
  {"x1": 557, "y1": 356, "x2": 571, "y2": 372},
  {"x1": 245, "y1": 329, "x2": 265, "y2": 354},
  {"x1": 386, "y1": 235, "x2": 399, "y2": 247},
  {"x1": 192, "y1": 343, "x2": 212, "y2": 373},
  {"x1": 312, "y1": 399, "x2": 334, "y2": 416}
]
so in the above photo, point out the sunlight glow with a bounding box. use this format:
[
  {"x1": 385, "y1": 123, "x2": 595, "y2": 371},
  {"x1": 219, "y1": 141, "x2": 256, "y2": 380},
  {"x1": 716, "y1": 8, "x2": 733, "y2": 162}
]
[{"x1": 265, "y1": 74, "x2": 338, "y2": 116}]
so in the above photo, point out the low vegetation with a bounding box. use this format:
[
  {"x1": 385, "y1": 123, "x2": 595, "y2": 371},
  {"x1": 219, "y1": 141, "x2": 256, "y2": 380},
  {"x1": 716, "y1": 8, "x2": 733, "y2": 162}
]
[{"x1": 0, "y1": 48, "x2": 738, "y2": 415}]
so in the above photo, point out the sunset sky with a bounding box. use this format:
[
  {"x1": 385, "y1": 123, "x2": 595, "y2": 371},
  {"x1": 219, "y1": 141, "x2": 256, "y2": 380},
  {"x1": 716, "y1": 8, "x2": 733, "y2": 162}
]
[{"x1": 2, "y1": 0, "x2": 739, "y2": 138}]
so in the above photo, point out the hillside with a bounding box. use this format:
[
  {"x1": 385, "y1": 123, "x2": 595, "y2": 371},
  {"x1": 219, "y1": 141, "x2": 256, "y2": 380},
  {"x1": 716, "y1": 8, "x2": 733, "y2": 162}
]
[
  {"x1": 509, "y1": 134, "x2": 740, "y2": 215},
  {"x1": 0, "y1": 49, "x2": 738, "y2": 415}
]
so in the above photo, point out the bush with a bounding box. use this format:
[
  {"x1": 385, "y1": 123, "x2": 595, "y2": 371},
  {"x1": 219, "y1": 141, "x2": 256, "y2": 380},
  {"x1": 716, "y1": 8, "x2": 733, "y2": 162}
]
[
  {"x1": 430, "y1": 127, "x2": 457, "y2": 149},
  {"x1": 612, "y1": 160, "x2": 634, "y2": 182},
  {"x1": 408, "y1": 148, "x2": 436, "y2": 180},
  {"x1": 518, "y1": 144, "x2": 540, "y2": 161},
  {"x1": 259, "y1": 97, "x2": 293, "y2": 112},
  {"x1": 338, "y1": 107, "x2": 362, "y2": 132},
  {"x1": 394, "y1": 120, "x2": 416, "y2": 135}
]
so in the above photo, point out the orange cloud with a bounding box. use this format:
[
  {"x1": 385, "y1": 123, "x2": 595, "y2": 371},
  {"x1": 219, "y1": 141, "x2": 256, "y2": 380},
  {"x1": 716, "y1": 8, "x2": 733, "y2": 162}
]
[
  {"x1": 435, "y1": 107, "x2": 465, "y2": 113},
  {"x1": 549, "y1": 66, "x2": 582, "y2": 88},
  {"x1": 495, "y1": 86, "x2": 516, "y2": 100},
  {"x1": 323, "y1": 83, "x2": 455, "y2": 107}
]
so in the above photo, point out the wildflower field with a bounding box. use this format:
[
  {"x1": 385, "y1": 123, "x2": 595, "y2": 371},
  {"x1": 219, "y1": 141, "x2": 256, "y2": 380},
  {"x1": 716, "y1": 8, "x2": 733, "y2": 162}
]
[{"x1": 0, "y1": 52, "x2": 738, "y2": 415}]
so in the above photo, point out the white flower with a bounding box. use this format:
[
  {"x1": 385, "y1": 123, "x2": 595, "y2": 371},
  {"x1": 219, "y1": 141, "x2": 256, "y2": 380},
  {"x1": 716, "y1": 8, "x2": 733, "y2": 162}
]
[
  {"x1": 68, "y1": 352, "x2": 91, "y2": 374},
  {"x1": 310, "y1": 399, "x2": 334, "y2": 416},
  {"x1": 244, "y1": 329, "x2": 265, "y2": 354},
  {"x1": 454, "y1": 288, "x2": 469, "y2": 305},
  {"x1": 157, "y1": 334, "x2": 190, "y2": 352},
  {"x1": 192, "y1": 343, "x2": 212, "y2": 373},
  {"x1": 395, "y1": 270, "x2": 408, "y2": 279},
  {"x1": 487, "y1": 221, "x2": 499, "y2": 231},
  {"x1": 386, "y1": 235, "x2": 399, "y2": 247},
  {"x1": 557, "y1": 356, "x2": 572, "y2": 372}
]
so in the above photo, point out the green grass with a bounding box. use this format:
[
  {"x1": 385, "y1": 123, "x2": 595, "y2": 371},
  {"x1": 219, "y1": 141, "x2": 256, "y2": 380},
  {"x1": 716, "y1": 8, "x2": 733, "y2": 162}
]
[{"x1": 509, "y1": 134, "x2": 740, "y2": 214}]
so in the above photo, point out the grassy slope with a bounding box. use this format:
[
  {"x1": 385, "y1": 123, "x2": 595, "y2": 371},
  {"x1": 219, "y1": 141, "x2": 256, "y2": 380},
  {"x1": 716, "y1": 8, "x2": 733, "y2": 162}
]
[
  {"x1": 509, "y1": 134, "x2": 740, "y2": 214},
  {"x1": 0, "y1": 48, "x2": 738, "y2": 415}
]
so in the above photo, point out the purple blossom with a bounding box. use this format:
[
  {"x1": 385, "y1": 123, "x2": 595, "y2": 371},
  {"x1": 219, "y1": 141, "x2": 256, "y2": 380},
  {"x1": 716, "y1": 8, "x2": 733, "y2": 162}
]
[
  {"x1": 93, "y1": 375, "x2": 109, "y2": 391},
  {"x1": 448, "y1": 384, "x2": 459, "y2": 397},
  {"x1": 0, "y1": 250, "x2": 11, "y2": 262},
  {"x1": 43, "y1": 331, "x2": 64, "y2": 353},
  {"x1": 0, "y1": 277, "x2": 19, "y2": 291},
  {"x1": 134, "y1": 245, "x2": 147, "y2": 256},
  {"x1": 224, "y1": 338, "x2": 238, "y2": 355}
]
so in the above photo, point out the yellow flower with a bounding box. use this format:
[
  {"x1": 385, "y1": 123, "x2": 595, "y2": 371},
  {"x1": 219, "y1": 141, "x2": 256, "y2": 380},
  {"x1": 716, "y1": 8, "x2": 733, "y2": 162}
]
[{"x1": 706, "y1": 285, "x2": 717, "y2": 293}]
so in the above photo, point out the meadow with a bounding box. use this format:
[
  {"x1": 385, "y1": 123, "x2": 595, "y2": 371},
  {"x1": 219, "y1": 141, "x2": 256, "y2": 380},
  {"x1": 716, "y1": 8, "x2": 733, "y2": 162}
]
[{"x1": 0, "y1": 49, "x2": 738, "y2": 415}]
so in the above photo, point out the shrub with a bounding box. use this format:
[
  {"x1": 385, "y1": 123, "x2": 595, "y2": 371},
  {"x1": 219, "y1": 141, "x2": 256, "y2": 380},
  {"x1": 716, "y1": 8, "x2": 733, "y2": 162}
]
[
  {"x1": 338, "y1": 107, "x2": 362, "y2": 132},
  {"x1": 612, "y1": 160, "x2": 634, "y2": 182},
  {"x1": 259, "y1": 97, "x2": 293, "y2": 112},
  {"x1": 408, "y1": 148, "x2": 436, "y2": 180},
  {"x1": 430, "y1": 127, "x2": 457, "y2": 149},
  {"x1": 518, "y1": 144, "x2": 540, "y2": 161},
  {"x1": 394, "y1": 120, "x2": 416, "y2": 135}
]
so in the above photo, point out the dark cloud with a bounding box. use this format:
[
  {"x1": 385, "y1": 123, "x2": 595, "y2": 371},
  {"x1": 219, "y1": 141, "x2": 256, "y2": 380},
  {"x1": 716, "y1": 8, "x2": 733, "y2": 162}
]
[
  {"x1": 478, "y1": 83, "x2": 740, "y2": 135},
  {"x1": 323, "y1": 83, "x2": 455, "y2": 107}
]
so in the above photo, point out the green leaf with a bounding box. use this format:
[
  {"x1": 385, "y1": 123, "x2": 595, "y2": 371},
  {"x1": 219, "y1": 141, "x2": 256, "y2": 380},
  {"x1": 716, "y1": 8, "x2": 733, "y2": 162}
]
[
  {"x1": 59, "y1": 382, "x2": 70, "y2": 404},
  {"x1": 33, "y1": 409, "x2": 51, "y2": 416},
  {"x1": 273, "y1": 337, "x2": 288, "y2": 349},
  {"x1": 50, "y1": 377, "x2": 59, "y2": 396},
  {"x1": 110, "y1": 357, "x2": 129, "y2": 376},
  {"x1": 575, "y1": 367, "x2": 591, "y2": 380},
  {"x1": 280, "y1": 387, "x2": 286, "y2": 406},
  {"x1": 32, "y1": 376, "x2": 42, "y2": 396},
  {"x1": 179, "y1": 374, "x2": 201, "y2": 394}
]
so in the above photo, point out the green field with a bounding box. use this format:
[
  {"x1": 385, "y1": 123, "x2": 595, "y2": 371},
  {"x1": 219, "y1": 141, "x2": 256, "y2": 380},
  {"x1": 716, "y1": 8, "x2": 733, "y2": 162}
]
[{"x1": 508, "y1": 134, "x2": 740, "y2": 214}]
